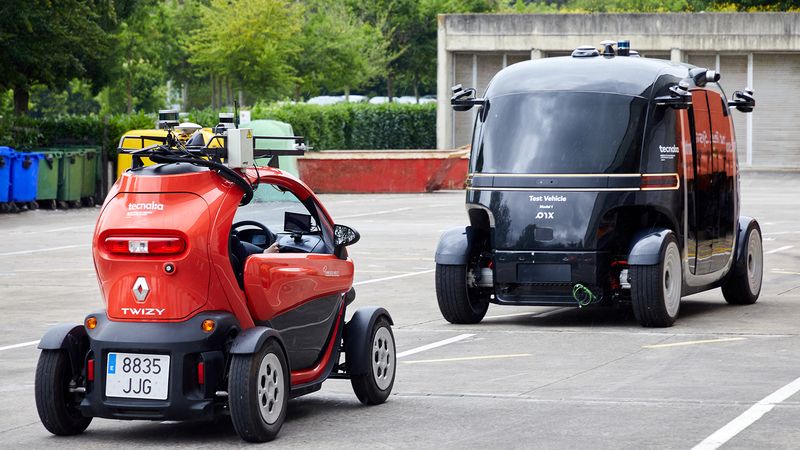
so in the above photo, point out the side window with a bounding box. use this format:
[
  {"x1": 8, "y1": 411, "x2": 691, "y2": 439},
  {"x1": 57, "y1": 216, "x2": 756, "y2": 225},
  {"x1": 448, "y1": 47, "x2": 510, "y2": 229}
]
[
  {"x1": 234, "y1": 184, "x2": 319, "y2": 234},
  {"x1": 690, "y1": 90, "x2": 713, "y2": 181},
  {"x1": 706, "y1": 89, "x2": 735, "y2": 178}
]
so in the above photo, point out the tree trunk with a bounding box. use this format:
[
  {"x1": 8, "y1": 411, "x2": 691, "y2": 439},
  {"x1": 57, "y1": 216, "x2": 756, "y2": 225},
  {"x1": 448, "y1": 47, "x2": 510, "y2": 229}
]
[
  {"x1": 126, "y1": 75, "x2": 133, "y2": 114},
  {"x1": 13, "y1": 87, "x2": 29, "y2": 115},
  {"x1": 413, "y1": 79, "x2": 419, "y2": 103},
  {"x1": 294, "y1": 84, "x2": 301, "y2": 103},
  {"x1": 181, "y1": 79, "x2": 189, "y2": 110},
  {"x1": 210, "y1": 75, "x2": 216, "y2": 109},
  {"x1": 226, "y1": 78, "x2": 232, "y2": 107},
  {"x1": 387, "y1": 74, "x2": 394, "y2": 101},
  {"x1": 344, "y1": 86, "x2": 350, "y2": 102},
  {"x1": 238, "y1": 89, "x2": 244, "y2": 107}
]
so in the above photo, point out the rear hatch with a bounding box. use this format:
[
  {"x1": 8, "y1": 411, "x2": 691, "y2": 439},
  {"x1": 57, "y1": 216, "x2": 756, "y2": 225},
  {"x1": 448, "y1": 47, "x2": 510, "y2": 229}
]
[{"x1": 94, "y1": 192, "x2": 211, "y2": 321}]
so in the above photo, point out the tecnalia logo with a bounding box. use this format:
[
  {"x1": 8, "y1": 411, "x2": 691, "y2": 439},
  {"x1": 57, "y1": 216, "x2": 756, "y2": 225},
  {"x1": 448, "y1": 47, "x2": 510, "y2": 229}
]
[
  {"x1": 121, "y1": 307, "x2": 166, "y2": 316},
  {"x1": 659, "y1": 145, "x2": 679, "y2": 154},
  {"x1": 127, "y1": 202, "x2": 164, "y2": 211}
]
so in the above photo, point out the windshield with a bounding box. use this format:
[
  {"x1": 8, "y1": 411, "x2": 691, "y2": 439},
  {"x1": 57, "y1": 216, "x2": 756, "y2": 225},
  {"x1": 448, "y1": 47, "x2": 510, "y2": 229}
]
[{"x1": 471, "y1": 92, "x2": 647, "y2": 174}]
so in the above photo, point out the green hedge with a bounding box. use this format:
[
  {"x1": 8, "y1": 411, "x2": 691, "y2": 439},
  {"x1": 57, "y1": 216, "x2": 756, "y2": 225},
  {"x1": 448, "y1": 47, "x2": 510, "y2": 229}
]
[
  {"x1": 0, "y1": 102, "x2": 437, "y2": 155},
  {"x1": 0, "y1": 112, "x2": 155, "y2": 156}
]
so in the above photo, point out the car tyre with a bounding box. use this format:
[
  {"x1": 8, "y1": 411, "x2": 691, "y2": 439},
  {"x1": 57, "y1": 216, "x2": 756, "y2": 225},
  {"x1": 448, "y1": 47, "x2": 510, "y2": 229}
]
[
  {"x1": 630, "y1": 234, "x2": 682, "y2": 327},
  {"x1": 228, "y1": 339, "x2": 289, "y2": 443},
  {"x1": 350, "y1": 316, "x2": 395, "y2": 405},
  {"x1": 35, "y1": 349, "x2": 92, "y2": 436},
  {"x1": 435, "y1": 264, "x2": 488, "y2": 324},
  {"x1": 722, "y1": 225, "x2": 762, "y2": 305}
]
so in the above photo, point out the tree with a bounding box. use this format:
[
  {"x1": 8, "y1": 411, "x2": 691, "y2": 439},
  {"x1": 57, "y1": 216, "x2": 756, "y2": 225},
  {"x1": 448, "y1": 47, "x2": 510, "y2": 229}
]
[
  {"x1": 188, "y1": 0, "x2": 304, "y2": 105},
  {"x1": 0, "y1": 0, "x2": 114, "y2": 115},
  {"x1": 293, "y1": 0, "x2": 388, "y2": 100},
  {"x1": 104, "y1": 0, "x2": 175, "y2": 114}
]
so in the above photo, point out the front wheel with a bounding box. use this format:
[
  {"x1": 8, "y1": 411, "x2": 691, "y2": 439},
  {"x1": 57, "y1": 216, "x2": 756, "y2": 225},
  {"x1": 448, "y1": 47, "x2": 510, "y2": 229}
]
[
  {"x1": 350, "y1": 317, "x2": 396, "y2": 405},
  {"x1": 722, "y1": 225, "x2": 763, "y2": 305},
  {"x1": 228, "y1": 339, "x2": 289, "y2": 443},
  {"x1": 35, "y1": 349, "x2": 92, "y2": 436},
  {"x1": 630, "y1": 235, "x2": 682, "y2": 327},
  {"x1": 435, "y1": 264, "x2": 489, "y2": 324}
]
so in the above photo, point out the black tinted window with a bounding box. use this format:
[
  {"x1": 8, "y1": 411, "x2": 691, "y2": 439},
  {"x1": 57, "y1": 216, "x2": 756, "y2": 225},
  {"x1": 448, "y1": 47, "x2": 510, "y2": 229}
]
[{"x1": 471, "y1": 92, "x2": 647, "y2": 174}]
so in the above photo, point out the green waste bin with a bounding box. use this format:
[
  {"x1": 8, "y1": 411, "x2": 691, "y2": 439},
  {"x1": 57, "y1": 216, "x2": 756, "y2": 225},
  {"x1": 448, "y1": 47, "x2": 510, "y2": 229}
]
[
  {"x1": 59, "y1": 149, "x2": 85, "y2": 207},
  {"x1": 79, "y1": 147, "x2": 100, "y2": 206},
  {"x1": 33, "y1": 149, "x2": 63, "y2": 210}
]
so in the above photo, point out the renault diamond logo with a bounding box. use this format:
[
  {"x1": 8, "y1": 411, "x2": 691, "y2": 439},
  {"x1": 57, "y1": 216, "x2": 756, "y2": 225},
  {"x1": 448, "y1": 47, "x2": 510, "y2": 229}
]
[{"x1": 132, "y1": 277, "x2": 150, "y2": 303}]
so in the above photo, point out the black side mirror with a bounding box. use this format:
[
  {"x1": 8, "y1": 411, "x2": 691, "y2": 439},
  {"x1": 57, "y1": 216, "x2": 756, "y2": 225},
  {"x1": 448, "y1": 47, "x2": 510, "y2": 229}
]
[
  {"x1": 451, "y1": 84, "x2": 486, "y2": 112},
  {"x1": 334, "y1": 223, "x2": 359, "y2": 245},
  {"x1": 728, "y1": 89, "x2": 755, "y2": 113},
  {"x1": 655, "y1": 82, "x2": 692, "y2": 110},
  {"x1": 689, "y1": 67, "x2": 720, "y2": 87}
]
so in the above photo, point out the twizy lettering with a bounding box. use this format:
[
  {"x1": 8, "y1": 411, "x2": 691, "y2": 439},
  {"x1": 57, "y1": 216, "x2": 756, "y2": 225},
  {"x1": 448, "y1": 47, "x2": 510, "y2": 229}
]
[{"x1": 121, "y1": 307, "x2": 166, "y2": 316}]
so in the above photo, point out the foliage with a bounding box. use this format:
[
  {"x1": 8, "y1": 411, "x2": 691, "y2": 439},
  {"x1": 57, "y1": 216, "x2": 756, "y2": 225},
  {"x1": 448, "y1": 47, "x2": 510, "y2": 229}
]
[
  {"x1": 0, "y1": 113, "x2": 154, "y2": 156},
  {"x1": 293, "y1": 1, "x2": 388, "y2": 99},
  {"x1": 0, "y1": 104, "x2": 435, "y2": 158},
  {"x1": 0, "y1": 0, "x2": 115, "y2": 114},
  {"x1": 252, "y1": 102, "x2": 436, "y2": 150},
  {"x1": 188, "y1": 0, "x2": 304, "y2": 100}
]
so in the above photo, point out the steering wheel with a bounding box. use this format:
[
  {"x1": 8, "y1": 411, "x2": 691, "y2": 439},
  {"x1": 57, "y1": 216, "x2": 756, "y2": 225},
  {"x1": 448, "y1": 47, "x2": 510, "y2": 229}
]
[{"x1": 232, "y1": 221, "x2": 276, "y2": 247}]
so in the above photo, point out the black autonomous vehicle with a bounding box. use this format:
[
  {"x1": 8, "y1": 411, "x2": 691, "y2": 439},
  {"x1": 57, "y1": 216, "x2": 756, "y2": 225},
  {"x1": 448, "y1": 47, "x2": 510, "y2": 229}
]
[{"x1": 435, "y1": 40, "x2": 761, "y2": 327}]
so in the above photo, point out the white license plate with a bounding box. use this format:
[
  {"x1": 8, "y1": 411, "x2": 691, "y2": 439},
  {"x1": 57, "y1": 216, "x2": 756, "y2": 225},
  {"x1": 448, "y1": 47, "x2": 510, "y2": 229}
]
[{"x1": 105, "y1": 352, "x2": 170, "y2": 400}]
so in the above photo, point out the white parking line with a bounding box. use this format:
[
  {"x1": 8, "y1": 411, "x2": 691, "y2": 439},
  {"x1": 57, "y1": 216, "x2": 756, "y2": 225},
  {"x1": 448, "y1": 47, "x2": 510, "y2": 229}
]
[
  {"x1": 765, "y1": 245, "x2": 794, "y2": 255},
  {"x1": 692, "y1": 375, "x2": 800, "y2": 450},
  {"x1": 336, "y1": 207, "x2": 413, "y2": 219},
  {"x1": 396, "y1": 334, "x2": 474, "y2": 359},
  {"x1": 353, "y1": 269, "x2": 434, "y2": 286},
  {"x1": 0, "y1": 340, "x2": 40, "y2": 352},
  {"x1": 643, "y1": 337, "x2": 746, "y2": 349},
  {"x1": 0, "y1": 244, "x2": 90, "y2": 257},
  {"x1": 403, "y1": 353, "x2": 530, "y2": 364}
]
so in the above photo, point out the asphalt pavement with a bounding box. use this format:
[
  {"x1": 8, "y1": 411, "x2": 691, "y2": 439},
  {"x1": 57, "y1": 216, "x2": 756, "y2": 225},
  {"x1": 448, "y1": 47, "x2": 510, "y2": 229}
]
[{"x1": 0, "y1": 171, "x2": 798, "y2": 449}]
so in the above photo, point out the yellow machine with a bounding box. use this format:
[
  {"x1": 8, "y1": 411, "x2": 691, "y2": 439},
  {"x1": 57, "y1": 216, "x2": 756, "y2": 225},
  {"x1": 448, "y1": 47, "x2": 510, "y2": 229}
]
[{"x1": 116, "y1": 128, "x2": 219, "y2": 179}]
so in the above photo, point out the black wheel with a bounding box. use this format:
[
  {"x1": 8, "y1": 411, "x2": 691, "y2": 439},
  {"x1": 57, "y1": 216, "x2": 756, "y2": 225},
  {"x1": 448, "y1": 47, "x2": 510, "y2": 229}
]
[
  {"x1": 57, "y1": 201, "x2": 69, "y2": 209},
  {"x1": 82, "y1": 196, "x2": 96, "y2": 207},
  {"x1": 35, "y1": 349, "x2": 92, "y2": 436},
  {"x1": 350, "y1": 316, "x2": 395, "y2": 405},
  {"x1": 44, "y1": 199, "x2": 57, "y2": 210},
  {"x1": 228, "y1": 339, "x2": 289, "y2": 442},
  {"x1": 28, "y1": 201, "x2": 39, "y2": 210},
  {"x1": 722, "y1": 225, "x2": 762, "y2": 305},
  {"x1": 630, "y1": 234, "x2": 682, "y2": 327},
  {"x1": 435, "y1": 263, "x2": 488, "y2": 324}
]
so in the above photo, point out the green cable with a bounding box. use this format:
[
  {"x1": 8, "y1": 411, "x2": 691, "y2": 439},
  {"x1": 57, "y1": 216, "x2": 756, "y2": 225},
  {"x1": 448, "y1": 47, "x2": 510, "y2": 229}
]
[{"x1": 572, "y1": 283, "x2": 596, "y2": 308}]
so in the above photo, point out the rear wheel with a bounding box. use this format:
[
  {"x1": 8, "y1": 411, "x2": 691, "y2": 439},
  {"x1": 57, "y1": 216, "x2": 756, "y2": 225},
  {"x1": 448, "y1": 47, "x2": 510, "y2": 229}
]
[
  {"x1": 630, "y1": 235, "x2": 682, "y2": 327},
  {"x1": 228, "y1": 339, "x2": 289, "y2": 442},
  {"x1": 435, "y1": 264, "x2": 489, "y2": 324},
  {"x1": 350, "y1": 317, "x2": 395, "y2": 405},
  {"x1": 722, "y1": 226, "x2": 762, "y2": 305},
  {"x1": 35, "y1": 349, "x2": 92, "y2": 436}
]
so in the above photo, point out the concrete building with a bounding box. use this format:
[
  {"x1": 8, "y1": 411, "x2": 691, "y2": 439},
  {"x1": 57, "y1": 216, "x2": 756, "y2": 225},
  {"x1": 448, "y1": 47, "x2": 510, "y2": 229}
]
[{"x1": 436, "y1": 13, "x2": 800, "y2": 167}]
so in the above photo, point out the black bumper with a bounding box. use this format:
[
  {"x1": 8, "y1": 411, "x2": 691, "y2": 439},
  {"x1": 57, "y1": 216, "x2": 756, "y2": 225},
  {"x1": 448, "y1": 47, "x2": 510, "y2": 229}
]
[
  {"x1": 81, "y1": 311, "x2": 239, "y2": 421},
  {"x1": 493, "y1": 250, "x2": 610, "y2": 305}
]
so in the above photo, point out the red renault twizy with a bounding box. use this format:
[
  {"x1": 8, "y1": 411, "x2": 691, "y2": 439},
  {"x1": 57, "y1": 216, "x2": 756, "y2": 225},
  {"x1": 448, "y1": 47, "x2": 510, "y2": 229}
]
[{"x1": 34, "y1": 113, "x2": 396, "y2": 442}]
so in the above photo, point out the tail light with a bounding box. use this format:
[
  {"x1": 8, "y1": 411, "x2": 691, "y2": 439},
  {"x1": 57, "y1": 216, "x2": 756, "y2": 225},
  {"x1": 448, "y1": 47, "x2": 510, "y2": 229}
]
[
  {"x1": 640, "y1": 173, "x2": 680, "y2": 190},
  {"x1": 87, "y1": 359, "x2": 95, "y2": 381},
  {"x1": 197, "y1": 361, "x2": 205, "y2": 385},
  {"x1": 104, "y1": 236, "x2": 186, "y2": 255}
]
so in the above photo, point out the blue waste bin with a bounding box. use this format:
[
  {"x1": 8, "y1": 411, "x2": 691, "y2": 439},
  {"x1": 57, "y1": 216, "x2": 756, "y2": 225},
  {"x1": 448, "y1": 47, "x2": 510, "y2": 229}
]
[
  {"x1": 0, "y1": 147, "x2": 13, "y2": 202},
  {"x1": 10, "y1": 151, "x2": 43, "y2": 204}
]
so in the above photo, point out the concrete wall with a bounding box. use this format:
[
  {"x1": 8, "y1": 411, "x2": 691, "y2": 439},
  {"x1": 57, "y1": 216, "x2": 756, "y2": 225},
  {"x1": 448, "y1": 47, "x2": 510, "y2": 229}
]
[{"x1": 436, "y1": 13, "x2": 800, "y2": 167}]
